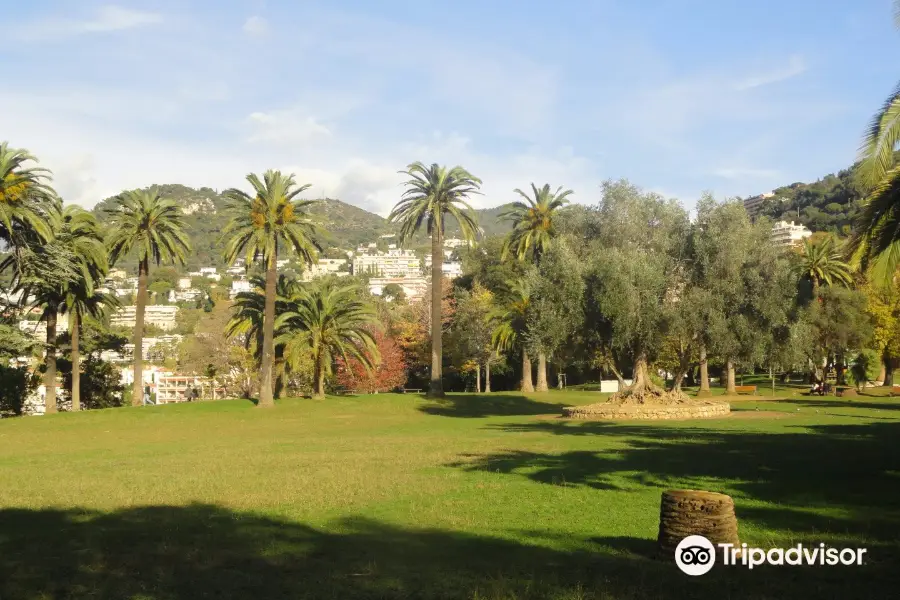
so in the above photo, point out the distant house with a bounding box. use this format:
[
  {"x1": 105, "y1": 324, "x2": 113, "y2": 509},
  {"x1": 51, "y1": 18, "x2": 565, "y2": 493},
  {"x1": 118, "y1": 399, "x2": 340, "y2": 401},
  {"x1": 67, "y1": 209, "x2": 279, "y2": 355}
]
[
  {"x1": 230, "y1": 279, "x2": 253, "y2": 298},
  {"x1": 368, "y1": 277, "x2": 427, "y2": 301}
]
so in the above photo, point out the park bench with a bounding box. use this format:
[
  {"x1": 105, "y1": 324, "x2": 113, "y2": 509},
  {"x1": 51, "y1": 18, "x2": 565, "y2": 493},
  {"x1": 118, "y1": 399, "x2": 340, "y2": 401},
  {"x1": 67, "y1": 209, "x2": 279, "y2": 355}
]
[
  {"x1": 734, "y1": 385, "x2": 757, "y2": 395},
  {"x1": 402, "y1": 388, "x2": 423, "y2": 394}
]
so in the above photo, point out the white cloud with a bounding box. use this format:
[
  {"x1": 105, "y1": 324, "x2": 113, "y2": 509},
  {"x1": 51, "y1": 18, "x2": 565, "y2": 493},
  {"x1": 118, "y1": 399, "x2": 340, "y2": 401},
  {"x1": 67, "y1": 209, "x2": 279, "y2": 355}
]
[
  {"x1": 246, "y1": 109, "x2": 332, "y2": 144},
  {"x1": 242, "y1": 16, "x2": 268, "y2": 37},
  {"x1": 15, "y1": 5, "x2": 163, "y2": 41},
  {"x1": 733, "y1": 55, "x2": 807, "y2": 91}
]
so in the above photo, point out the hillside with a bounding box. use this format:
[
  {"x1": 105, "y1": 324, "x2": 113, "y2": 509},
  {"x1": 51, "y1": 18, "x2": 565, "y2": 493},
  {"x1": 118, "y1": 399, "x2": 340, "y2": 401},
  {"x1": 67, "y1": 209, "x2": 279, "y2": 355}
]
[
  {"x1": 92, "y1": 185, "x2": 511, "y2": 269},
  {"x1": 748, "y1": 164, "x2": 867, "y2": 235}
]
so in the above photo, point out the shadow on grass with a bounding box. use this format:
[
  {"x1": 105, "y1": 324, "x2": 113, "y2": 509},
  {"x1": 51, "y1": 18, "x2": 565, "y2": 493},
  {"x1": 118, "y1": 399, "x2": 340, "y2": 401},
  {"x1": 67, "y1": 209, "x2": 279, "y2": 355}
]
[
  {"x1": 418, "y1": 393, "x2": 567, "y2": 418},
  {"x1": 0, "y1": 504, "x2": 893, "y2": 599},
  {"x1": 773, "y1": 398, "x2": 900, "y2": 412},
  {"x1": 456, "y1": 421, "x2": 900, "y2": 546}
]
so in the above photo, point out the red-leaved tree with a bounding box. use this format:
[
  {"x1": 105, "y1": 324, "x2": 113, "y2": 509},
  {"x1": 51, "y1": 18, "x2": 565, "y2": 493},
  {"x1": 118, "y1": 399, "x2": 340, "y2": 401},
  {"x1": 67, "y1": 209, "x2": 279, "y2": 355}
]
[{"x1": 335, "y1": 328, "x2": 408, "y2": 393}]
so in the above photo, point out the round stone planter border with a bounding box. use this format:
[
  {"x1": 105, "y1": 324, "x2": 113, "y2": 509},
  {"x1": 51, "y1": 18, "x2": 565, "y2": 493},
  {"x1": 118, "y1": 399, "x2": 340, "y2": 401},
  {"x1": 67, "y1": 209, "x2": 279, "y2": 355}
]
[{"x1": 562, "y1": 402, "x2": 730, "y2": 421}]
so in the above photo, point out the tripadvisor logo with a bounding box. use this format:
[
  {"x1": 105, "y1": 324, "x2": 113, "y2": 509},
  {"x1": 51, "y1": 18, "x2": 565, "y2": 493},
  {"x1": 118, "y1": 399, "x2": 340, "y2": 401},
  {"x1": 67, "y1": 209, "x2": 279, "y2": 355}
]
[{"x1": 675, "y1": 535, "x2": 867, "y2": 576}]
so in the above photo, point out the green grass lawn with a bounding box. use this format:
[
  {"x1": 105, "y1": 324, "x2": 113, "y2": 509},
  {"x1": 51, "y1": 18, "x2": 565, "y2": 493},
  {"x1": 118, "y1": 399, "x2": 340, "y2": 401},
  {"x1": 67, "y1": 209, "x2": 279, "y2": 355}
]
[{"x1": 1, "y1": 390, "x2": 898, "y2": 599}]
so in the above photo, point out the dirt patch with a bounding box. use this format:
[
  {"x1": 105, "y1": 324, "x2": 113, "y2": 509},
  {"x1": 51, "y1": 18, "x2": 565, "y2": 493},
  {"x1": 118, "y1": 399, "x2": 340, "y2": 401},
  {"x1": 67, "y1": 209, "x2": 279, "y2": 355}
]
[{"x1": 727, "y1": 410, "x2": 793, "y2": 420}]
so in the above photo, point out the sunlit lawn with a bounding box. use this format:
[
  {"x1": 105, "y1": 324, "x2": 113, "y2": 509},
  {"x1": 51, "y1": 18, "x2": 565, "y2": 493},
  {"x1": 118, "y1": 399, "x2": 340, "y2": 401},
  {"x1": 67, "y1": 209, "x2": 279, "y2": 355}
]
[{"x1": 0, "y1": 388, "x2": 897, "y2": 599}]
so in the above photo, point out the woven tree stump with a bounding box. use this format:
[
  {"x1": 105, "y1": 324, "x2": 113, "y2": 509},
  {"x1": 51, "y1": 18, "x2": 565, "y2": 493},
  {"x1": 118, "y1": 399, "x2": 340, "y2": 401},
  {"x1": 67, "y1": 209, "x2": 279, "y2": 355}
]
[{"x1": 657, "y1": 489, "x2": 740, "y2": 558}]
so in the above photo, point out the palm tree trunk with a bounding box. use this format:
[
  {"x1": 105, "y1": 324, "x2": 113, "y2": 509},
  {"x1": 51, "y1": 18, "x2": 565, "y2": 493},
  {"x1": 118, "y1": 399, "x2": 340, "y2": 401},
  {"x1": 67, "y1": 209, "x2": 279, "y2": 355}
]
[
  {"x1": 726, "y1": 358, "x2": 737, "y2": 394},
  {"x1": 536, "y1": 351, "x2": 549, "y2": 391},
  {"x1": 71, "y1": 311, "x2": 80, "y2": 411},
  {"x1": 475, "y1": 363, "x2": 481, "y2": 393},
  {"x1": 132, "y1": 258, "x2": 148, "y2": 407},
  {"x1": 521, "y1": 351, "x2": 534, "y2": 392},
  {"x1": 428, "y1": 226, "x2": 444, "y2": 397},
  {"x1": 313, "y1": 352, "x2": 326, "y2": 399},
  {"x1": 698, "y1": 345, "x2": 710, "y2": 396},
  {"x1": 812, "y1": 277, "x2": 820, "y2": 299},
  {"x1": 44, "y1": 310, "x2": 58, "y2": 414},
  {"x1": 484, "y1": 358, "x2": 491, "y2": 393},
  {"x1": 259, "y1": 253, "x2": 277, "y2": 407}
]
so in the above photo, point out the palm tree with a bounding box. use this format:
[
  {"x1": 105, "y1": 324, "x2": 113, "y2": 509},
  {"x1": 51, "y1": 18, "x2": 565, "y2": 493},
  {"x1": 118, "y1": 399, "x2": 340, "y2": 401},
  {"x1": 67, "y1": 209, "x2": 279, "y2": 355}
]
[
  {"x1": 226, "y1": 274, "x2": 296, "y2": 397},
  {"x1": 499, "y1": 183, "x2": 572, "y2": 390},
  {"x1": 796, "y1": 237, "x2": 852, "y2": 297},
  {"x1": 55, "y1": 207, "x2": 114, "y2": 411},
  {"x1": 107, "y1": 189, "x2": 190, "y2": 407},
  {"x1": 15, "y1": 206, "x2": 106, "y2": 413},
  {"x1": 849, "y1": 1, "x2": 900, "y2": 281},
  {"x1": 389, "y1": 162, "x2": 481, "y2": 397},
  {"x1": 0, "y1": 142, "x2": 56, "y2": 264},
  {"x1": 222, "y1": 170, "x2": 321, "y2": 407},
  {"x1": 500, "y1": 183, "x2": 573, "y2": 263},
  {"x1": 277, "y1": 280, "x2": 379, "y2": 399},
  {"x1": 490, "y1": 278, "x2": 534, "y2": 393}
]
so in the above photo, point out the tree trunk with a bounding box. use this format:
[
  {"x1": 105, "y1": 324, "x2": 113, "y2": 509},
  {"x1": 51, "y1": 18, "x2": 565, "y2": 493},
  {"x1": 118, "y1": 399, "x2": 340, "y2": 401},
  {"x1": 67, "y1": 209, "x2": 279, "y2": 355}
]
[
  {"x1": 812, "y1": 277, "x2": 819, "y2": 299},
  {"x1": 535, "y1": 351, "x2": 549, "y2": 391},
  {"x1": 884, "y1": 351, "x2": 894, "y2": 387},
  {"x1": 521, "y1": 351, "x2": 534, "y2": 392},
  {"x1": 312, "y1": 352, "x2": 326, "y2": 399},
  {"x1": 484, "y1": 359, "x2": 491, "y2": 393},
  {"x1": 609, "y1": 363, "x2": 626, "y2": 391},
  {"x1": 770, "y1": 365, "x2": 776, "y2": 397},
  {"x1": 725, "y1": 358, "x2": 736, "y2": 395},
  {"x1": 44, "y1": 310, "x2": 58, "y2": 414},
  {"x1": 836, "y1": 351, "x2": 846, "y2": 386},
  {"x1": 475, "y1": 363, "x2": 481, "y2": 393},
  {"x1": 671, "y1": 346, "x2": 692, "y2": 392},
  {"x1": 672, "y1": 371, "x2": 685, "y2": 393},
  {"x1": 131, "y1": 258, "x2": 149, "y2": 407},
  {"x1": 609, "y1": 352, "x2": 670, "y2": 404},
  {"x1": 428, "y1": 227, "x2": 444, "y2": 397},
  {"x1": 877, "y1": 363, "x2": 886, "y2": 384},
  {"x1": 698, "y1": 345, "x2": 710, "y2": 396},
  {"x1": 258, "y1": 253, "x2": 277, "y2": 407},
  {"x1": 71, "y1": 311, "x2": 81, "y2": 411}
]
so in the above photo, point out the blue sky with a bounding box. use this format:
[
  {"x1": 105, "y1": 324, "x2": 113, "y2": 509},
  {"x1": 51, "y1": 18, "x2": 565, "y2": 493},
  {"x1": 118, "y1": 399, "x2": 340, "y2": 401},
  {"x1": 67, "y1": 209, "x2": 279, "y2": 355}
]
[{"x1": 2, "y1": 0, "x2": 899, "y2": 214}]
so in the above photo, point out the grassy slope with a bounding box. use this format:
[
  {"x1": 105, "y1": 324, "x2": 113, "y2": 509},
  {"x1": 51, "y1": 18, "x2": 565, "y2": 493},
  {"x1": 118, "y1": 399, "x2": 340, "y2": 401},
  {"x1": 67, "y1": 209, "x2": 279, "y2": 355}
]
[{"x1": 0, "y1": 390, "x2": 898, "y2": 599}]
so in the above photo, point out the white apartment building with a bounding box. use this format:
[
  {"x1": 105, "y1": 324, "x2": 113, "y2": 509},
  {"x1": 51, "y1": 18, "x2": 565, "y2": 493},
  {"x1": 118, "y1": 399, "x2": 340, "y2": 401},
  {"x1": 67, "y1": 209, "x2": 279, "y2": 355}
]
[
  {"x1": 352, "y1": 248, "x2": 421, "y2": 278},
  {"x1": 111, "y1": 305, "x2": 179, "y2": 331},
  {"x1": 178, "y1": 277, "x2": 192, "y2": 289},
  {"x1": 771, "y1": 220, "x2": 812, "y2": 247},
  {"x1": 155, "y1": 375, "x2": 226, "y2": 403},
  {"x1": 18, "y1": 319, "x2": 49, "y2": 343},
  {"x1": 743, "y1": 192, "x2": 775, "y2": 217},
  {"x1": 116, "y1": 335, "x2": 184, "y2": 362},
  {"x1": 368, "y1": 277, "x2": 428, "y2": 301},
  {"x1": 199, "y1": 267, "x2": 217, "y2": 276},
  {"x1": 423, "y1": 256, "x2": 464, "y2": 279},
  {"x1": 108, "y1": 268, "x2": 128, "y2": 280}
]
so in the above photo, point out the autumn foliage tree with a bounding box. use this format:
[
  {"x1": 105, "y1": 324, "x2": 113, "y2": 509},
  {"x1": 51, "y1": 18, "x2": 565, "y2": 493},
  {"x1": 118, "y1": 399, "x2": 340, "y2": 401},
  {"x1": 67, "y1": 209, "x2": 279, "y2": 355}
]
[{"x1": 335, "y1": 328, "x2": 408, "y2": 393}]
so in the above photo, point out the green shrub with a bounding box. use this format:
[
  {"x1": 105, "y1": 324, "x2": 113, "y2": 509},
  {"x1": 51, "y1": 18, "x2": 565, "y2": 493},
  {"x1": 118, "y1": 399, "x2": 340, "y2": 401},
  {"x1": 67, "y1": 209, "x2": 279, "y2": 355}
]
[
  {"x1": 0, "y1": 366, "x2": 39, "y2": 417},
  {"x1": 62, "y1": 357, "x2": 125, "y2": 410}
]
